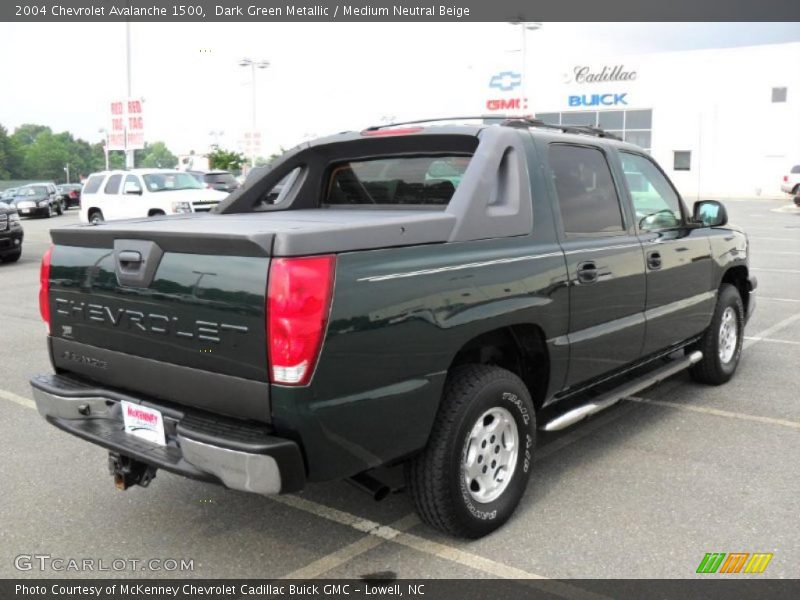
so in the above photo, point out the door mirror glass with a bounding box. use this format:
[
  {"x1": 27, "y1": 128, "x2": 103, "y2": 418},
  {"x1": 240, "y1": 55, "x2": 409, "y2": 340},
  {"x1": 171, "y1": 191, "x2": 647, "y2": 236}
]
[
  {"x1": 123, "y1": 182, "x2": 142, "y2": 195},
  {"x1": 693, "y1": 200, "x2": 728, "y2": 227}
]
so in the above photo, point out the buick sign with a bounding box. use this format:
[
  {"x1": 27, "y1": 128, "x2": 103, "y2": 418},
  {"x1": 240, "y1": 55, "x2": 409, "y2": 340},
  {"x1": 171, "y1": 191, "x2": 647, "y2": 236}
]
[{"x1": 568, "y1": 93, "x2": 628, "y2": 107}]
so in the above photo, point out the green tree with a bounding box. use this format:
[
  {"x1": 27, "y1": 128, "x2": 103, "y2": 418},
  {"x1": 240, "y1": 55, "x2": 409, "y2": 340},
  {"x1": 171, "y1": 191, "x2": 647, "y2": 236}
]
[
  {"x1": 208, "y1": 147, "x2": 246, "y2": 171},
  {"x1": 0, "y1": 124, "x2": 23, "y2": 179},
  {"x1": 136, "y1": 141, "x2": 177, "y2": 169}
]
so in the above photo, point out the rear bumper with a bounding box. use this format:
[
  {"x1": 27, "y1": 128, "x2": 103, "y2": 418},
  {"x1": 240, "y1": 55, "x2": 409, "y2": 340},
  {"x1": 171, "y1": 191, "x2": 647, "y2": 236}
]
[{"x1": 30, "y1": 373, "x2": 305, "y2": 495}]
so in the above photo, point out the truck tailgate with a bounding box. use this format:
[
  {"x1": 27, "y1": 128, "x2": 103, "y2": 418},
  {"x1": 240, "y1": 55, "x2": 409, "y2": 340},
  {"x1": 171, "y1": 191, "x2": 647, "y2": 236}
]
[{"x1": 47, "y1": 231, "x2": 271, "y2": 422}]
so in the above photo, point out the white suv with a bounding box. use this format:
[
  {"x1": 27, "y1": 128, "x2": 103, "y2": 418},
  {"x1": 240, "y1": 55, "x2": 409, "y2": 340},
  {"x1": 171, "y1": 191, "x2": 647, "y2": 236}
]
[
  {"x1": 781, "y1": 164, "x2": 800, "y2": 196},
  {"x1": 79, "y1": 169, "x2": 229, "y2": 224}
]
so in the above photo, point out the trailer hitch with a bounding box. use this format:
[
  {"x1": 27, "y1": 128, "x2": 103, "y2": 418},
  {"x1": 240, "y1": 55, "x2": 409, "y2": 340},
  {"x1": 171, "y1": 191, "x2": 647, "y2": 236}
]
[{"x1": 108, "y1": 452, "x2": 157, "y2": 490}]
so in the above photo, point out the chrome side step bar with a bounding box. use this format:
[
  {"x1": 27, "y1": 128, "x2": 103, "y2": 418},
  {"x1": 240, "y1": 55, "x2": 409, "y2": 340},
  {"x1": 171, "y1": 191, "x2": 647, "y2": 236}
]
[{"x1": 542, "y1": 351, "x2": 703, "y2": 432}]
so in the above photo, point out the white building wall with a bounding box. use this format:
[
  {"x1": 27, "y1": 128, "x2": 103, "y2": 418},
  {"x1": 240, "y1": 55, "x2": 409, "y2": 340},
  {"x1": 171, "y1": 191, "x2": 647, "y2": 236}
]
[{"x1": 481, "y1": 42, "x2": 800, "y2": 200}]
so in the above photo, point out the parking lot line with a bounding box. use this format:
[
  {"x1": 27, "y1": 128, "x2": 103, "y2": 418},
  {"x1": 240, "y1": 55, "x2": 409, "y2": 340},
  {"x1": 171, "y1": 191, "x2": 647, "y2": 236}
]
[
  {"x1": 745, "y1": 336, "x2": 800, "y2": 346},
  {"x1": 279, "y1": 513, "x2": 420, "y2": 580},
  {"x1": 751, "y1": 268, "x2": 800, "y2": 274},
  {"x1": 760, "y1": 296, "x2": 800, "y2": 303},
  {"x1": 0, "y1": 388, "x2": 36, "y2": 410},
  {"x1": 625, "y1": 396, "x2": 800, "y2": 431},
  {"x1": 744, "y1": 313, "x2": 800, "y2": 349}
]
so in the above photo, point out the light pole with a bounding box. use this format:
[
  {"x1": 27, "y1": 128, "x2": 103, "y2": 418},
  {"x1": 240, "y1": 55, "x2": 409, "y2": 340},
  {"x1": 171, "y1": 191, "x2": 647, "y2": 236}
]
[
  {"x1": 508, "y1": 21, "x2": 542, "y2": 112},
  {"x1": 125, "y1": 21, "x2": 134, "y2": 169},
  {"x1": 209, "y1": 130, "x2": 224, "y2": 149},
  {"x1": 63, "y1": 164, "x2": 70, "y2": 184},
  {"x1": 239, "y1": 58, "x2": 270, "y2": 168},
  {"x1": 98, "y1": 128, "x2": 110, "y2": 170}
]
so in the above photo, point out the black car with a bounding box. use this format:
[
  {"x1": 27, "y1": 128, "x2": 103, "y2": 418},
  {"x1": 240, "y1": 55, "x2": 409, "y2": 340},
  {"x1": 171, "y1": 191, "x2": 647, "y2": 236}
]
[
  {"x1": 0, "y1": 202, "x2": 23, "y2": 262},
  {"x1": 188, "y1": 170, "x2": 240, "y2": 193},
  {"x1": 57, "y1": 184, "x2": 82, "y2": 209},
  {"x1": 9, "y1": 183, "x2": 64, "y2": 217}
]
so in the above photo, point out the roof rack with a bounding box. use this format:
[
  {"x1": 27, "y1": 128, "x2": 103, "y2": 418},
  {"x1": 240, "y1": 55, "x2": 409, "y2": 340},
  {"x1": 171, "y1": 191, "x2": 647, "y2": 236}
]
[{"x1": 364, "y1": 116, "x2": 621, "y2": 141}]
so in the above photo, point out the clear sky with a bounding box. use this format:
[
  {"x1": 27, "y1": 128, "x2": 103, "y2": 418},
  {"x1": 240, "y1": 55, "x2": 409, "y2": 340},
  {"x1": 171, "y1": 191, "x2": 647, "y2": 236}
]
[{"x1": 1, "y1": 22, "x2": 798, "y2": 157}]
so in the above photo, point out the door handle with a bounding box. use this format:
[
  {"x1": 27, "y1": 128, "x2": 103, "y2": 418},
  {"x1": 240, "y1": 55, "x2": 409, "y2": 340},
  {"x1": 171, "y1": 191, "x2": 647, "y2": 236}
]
[
  {"x1": 647, "y1": 251, "x2": 662, "y2": 270},
  {"x1": 577, "y1": 261, "x2": 598, "y2": 284},
  {"x1": 118, "y1": 250, "x2": 143, "y2": 270}
]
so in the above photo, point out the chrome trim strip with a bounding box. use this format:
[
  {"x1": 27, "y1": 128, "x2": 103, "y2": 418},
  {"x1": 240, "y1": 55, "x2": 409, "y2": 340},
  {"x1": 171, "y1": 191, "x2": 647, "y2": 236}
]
[
  {"x1": 357, "y1": 251, "x2": 564, "y2": 282},
  {"x1": 562, "y1": 242, "x2": 642, "y2": 255}
]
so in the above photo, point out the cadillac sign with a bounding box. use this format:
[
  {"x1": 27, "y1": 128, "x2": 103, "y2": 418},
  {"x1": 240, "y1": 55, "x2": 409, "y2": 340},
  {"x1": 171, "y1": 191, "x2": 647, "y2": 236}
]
[{"x1": 565, "y1": 65, "x2": 638, "y2": 84}]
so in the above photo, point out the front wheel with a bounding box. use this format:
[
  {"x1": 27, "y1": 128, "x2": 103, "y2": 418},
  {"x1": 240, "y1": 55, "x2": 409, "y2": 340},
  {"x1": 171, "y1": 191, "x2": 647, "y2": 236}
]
[
  {"x1": 405, "y1": 364, "x2": 536, "y2": 538},
  {"x1": 690, "y1": 283, "x2": 745, "y2": 385}
]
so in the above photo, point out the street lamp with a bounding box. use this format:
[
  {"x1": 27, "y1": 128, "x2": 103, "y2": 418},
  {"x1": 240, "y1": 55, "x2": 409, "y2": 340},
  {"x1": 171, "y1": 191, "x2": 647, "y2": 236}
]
[
  {"x1": 507, "y1": 21, "x2": 542, "y2": 111},
  {"x1": 63, "y1": 164, "x2": 70, "y2": 184},
  {"x1": 239, "y1": 58, "x2": 270, "y2": 168}
]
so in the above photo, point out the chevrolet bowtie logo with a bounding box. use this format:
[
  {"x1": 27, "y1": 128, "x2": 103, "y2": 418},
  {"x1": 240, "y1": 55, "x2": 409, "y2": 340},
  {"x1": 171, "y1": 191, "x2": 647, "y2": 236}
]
[{"x1": 489, "y1": 71, "x2": 522, "y2": 92}]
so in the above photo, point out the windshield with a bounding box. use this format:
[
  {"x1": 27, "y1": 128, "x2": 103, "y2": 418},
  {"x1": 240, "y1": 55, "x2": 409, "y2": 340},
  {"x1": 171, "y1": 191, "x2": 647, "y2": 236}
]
[
  {"x1": 142, "y1": 172, "x2": 204, "y2": 192},
  {"x1": 18, "y1": 186, "x2": 48, "y2": 196}
]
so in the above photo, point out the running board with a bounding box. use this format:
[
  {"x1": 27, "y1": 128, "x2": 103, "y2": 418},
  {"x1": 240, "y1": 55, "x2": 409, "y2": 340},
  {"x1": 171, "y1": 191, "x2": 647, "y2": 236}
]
[{"x1": 542, "y1": 351, "x2": 703, "y2": 432}]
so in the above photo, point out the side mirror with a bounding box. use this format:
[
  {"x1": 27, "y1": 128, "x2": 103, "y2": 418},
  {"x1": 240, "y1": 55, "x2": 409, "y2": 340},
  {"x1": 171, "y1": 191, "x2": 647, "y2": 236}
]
[
  {"x1": 123, "y1": 182, "x2": 142, "y2": 195},
  {"x1": 693, "y1": 200, "x2": 727, "y2": 227}
]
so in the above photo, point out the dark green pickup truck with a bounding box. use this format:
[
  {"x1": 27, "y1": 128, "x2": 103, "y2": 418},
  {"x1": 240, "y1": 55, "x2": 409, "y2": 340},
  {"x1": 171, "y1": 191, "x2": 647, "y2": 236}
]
[{"x1": 31, "y1": 118, "x2": 756, "y2": 538}]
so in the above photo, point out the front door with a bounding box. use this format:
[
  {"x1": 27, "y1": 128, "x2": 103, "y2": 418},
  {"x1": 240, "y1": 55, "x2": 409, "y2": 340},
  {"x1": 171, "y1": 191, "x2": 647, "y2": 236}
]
[
  {"x1": 616, "y1": 151, "x2": 715, "y2": 356},
  {"x1": 546, "y1": 142, "x2": 647, "y2": 388}
]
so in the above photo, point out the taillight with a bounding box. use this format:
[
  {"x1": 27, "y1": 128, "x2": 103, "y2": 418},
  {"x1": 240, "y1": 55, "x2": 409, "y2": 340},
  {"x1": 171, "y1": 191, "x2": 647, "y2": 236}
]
[
  {"x1": 39, "y1": 246, "x2": 53, "y2": 332},
  {"x1": 361, "y1": 127, "x2": 424, "y2": 136},
  {"x1": 267, "y1": 255, "x2": 335, "y2": 386},
  {"x1": 784, "y1": 175, "x2": 789, "y2": 182}
]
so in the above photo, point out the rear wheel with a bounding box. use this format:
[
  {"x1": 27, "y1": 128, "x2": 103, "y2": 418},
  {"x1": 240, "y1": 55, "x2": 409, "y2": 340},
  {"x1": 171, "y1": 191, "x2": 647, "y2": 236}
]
[
  {"x1": 689, "y1": 283, "x2": 744, "y2": 385},
  {"x1": 149, "y1": 210, "x2": 165, "y2": 217},
  {"x1": 405, "y1": 364, "x2": 536, "y2": 538},
  {"x1": 56, "y1": 200, "x2": 64, "y2": 215},
  {"x1": 88, "y1": 209, "x2": 104, "y2": 224}
]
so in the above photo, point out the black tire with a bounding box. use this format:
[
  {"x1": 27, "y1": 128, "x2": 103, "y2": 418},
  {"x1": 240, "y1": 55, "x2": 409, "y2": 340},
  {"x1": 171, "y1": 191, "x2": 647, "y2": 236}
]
[
  {"x1": 88, "y1": 210, "x2": 103, "y2": 224},
  {"x1": 689, "y1": 283, "x2": 745, "y2": 385},
  {"x1": 405, "y1": 364, "x2": 536, "y2": 538},
  {"x1": 1, "y1": 250, "x2": 21, "y2": 263},
  {"x1": 56, "y1": 200, "x2": 64, "y2": 215}
]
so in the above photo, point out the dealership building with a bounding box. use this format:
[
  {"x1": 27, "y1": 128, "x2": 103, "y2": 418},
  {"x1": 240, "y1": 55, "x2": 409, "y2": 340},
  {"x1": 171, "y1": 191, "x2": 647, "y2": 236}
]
[{"x1": 481, "y1": 42, "x2": 800, "y2": 200}]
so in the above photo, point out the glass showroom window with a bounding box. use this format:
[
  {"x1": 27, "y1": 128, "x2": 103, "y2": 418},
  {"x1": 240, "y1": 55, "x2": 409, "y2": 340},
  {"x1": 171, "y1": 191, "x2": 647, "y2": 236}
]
[
  {"x1": 673, "y1": 151, "x2": 692, "y2": 171},
  {"x1": 536, "y1": 109, "x2": 653, "y2": 152}
]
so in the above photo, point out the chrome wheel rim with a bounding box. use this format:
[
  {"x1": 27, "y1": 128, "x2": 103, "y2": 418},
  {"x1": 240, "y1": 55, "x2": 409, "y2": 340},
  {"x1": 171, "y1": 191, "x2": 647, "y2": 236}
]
[
  {"x1": 462, "y1": 407, "x2": 518, "y2": 504},
  {"x1": 718, "y1": 307, "x2": 738, "y2": 364}
]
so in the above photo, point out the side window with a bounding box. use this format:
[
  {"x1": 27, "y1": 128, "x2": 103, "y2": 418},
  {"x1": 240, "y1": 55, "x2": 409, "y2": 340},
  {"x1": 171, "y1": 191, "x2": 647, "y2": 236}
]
[
  {"x1": 548, "y1": 144, "x2": 625, "y2": 235},
  {"x1": 123, "y1": 174, "x2": 142, "y2": 195},
  {"x1": 104, "y1": 174, "x2": 122, "y2": 195},
  {"x1": 83, "y1": 175, "x2": 105, "y2": 194},
  {"x1": 620, "y1": 152, "x2": 683, "y2": 231}
]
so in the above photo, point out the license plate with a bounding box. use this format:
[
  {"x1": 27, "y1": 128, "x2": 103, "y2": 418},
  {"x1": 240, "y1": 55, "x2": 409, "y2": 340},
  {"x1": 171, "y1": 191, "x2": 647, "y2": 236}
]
[
  {"x1": 21, "y1": 209, "x2": 30, "y2": 214},
  {"x1": 121, "y1": 401, "x2": 166, "y2": 446}
]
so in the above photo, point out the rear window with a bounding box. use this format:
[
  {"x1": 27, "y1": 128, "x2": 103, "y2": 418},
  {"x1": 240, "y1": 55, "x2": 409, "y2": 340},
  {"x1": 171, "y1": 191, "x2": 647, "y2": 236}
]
[
  {"x1": 104, "y1": 175, "x2": 122, "y2": 194},
  {"x1": 83, "y1": 175, "x2": 105, "y2": 194},
  {"x1": 205, "y1": 172, "x2": 235, "y2": 184},
  {"x1": 325, "y1": 155, "x2": 470, "y2": 206},
  {"x1": 791, "y1": 165, "x2": 800, "y2": 174}
]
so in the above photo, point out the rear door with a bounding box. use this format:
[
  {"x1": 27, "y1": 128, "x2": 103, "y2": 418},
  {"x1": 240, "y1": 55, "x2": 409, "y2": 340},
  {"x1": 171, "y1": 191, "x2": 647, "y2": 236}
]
[
  {"x1": 101, "y1": 173, "x2": 124, "y2": 219},
  {"x1": 546, "y1": 142, "x2": 647, "y2": 388},
  {"x1": 616, "y1": 151, "x2": 714, "y2": 356}
]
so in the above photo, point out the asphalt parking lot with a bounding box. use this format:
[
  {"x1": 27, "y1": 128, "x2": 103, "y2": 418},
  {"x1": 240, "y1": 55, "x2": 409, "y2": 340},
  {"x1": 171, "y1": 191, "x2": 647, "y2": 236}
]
[{"x1": 0, "y1": 199, "x2": 798, "y2": 582}]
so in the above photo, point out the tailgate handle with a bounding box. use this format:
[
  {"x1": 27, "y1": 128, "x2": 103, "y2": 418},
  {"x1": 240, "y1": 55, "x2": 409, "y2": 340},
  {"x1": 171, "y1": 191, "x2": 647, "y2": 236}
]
[
  {"x1": 113, "y1": 240, "x2": 164, "y2": 288},
  {"x1": 118, "y1": 250, "x2": 143, "y2": 268}
]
